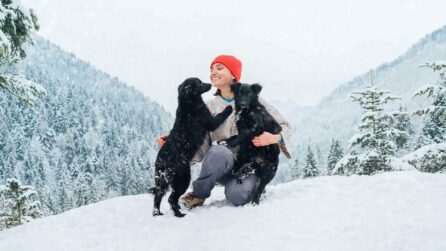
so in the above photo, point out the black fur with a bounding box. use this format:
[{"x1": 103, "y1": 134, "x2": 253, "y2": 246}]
[
  {"x1": 149, "y1": 77, "x2": 233, "y2": 217},
  {"x1": 221, "y1": 83, "x2": 281, "y2": 205}
]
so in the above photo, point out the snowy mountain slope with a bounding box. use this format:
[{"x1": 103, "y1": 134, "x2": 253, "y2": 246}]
[
  {"x1": 0, "y1": 36, "x2": 173, "y2": 216},
  {"x1": 284, "y1": 25, "x2": 446, "y2": 154},
  {"x1": 1, "y1": 171, "x2": 445, "y2": 251}
]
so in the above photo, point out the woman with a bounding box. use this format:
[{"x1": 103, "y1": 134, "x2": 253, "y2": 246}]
[{"x1": 157, "y1": 55, "x2": 291, "y2": 207}]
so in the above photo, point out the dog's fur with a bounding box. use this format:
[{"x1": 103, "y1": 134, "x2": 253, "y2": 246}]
[
  {"x1": 221, "y1": 83, "x2": 281, "y2": 204},
  {"x1": 149, "y1": 77, "x2": 232, "y2": 217}
]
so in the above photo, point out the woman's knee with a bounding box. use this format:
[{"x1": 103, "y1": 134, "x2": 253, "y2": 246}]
[
  {"x1": 198, "y1": 145, "x2": 234, "y2": 181},
  {"x1": 224, "y1": 175, "x2": 259, "y2": 206}
]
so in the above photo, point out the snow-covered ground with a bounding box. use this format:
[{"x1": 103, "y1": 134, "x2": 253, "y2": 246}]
[{"x1": 1, "y1": 171, "x2": 445, "y2": 251}]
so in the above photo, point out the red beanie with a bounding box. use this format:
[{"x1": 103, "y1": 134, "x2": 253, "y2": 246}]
[{"x1": 210, "y1": 55, "x2": 242, "y2": 82}]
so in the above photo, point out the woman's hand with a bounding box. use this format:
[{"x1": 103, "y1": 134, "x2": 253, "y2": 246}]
[
  {"x1": 156, "y1": 134, "x2": 169, "y2": 148},
  {"x1": 252, "y1": 132, "x2": 281, "y2": 147}
]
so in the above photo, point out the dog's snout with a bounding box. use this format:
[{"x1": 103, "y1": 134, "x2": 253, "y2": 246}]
[{"x1": 202, "y1": 83, "x2": 212, "y2": 92}]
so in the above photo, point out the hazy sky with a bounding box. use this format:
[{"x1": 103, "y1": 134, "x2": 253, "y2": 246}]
[{"x1": 22, "y1": 0, "x2": 446, "y2": 112}]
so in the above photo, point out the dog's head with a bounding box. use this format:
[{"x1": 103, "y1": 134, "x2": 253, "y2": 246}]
[
  {"x1": 178, "y1": 78, "x2": 212, "y2": 100},
  {"x1": 230, "y1": 83, "x2": 262, "y2": 110}
]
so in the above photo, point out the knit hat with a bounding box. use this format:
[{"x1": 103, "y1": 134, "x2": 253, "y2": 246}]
[{"x1": 210, "y1": 55, "x2": 242, "y2": 82}]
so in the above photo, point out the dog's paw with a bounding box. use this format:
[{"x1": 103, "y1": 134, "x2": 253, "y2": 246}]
[
  {"x1": 174, "y1": 212, "x2": 186, "y2": 218},
  {"x1": 217, "y1": 140, "x2": 228, "y2": 146},
  {"x1": 236, "y1": 177, "x2": 244, "y2": 184},
  {"x1": 153, "y1": 208, "x2": 164, "y2": 216},
  {"x1": 251, "y1": 196, "x2": 261, "y2": 205},
  {"x1": 234, "y1": 171, "x2": 247, "y2": 184},
  {"x1": 223, "y1": 105, "x2": 233, "y2": 113},
  {"x1": 251, "y1": 201, "x2": 260, "y2": 206}
]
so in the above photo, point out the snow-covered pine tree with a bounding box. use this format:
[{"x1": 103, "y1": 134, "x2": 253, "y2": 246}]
[
  {"x1": 333, "y1": 73, "x2": 406, "y2": 175},
  {"x1": 315, "y1": 144, "x2": 325, "y2": 175},
  {"x1": 327, "y1": 139, "x2": 344, "y2": 175},
  {"x1": 414, "y1": 62, "x2": 446, "y2": 123},
  {"x1": 413, "y1": 62, "x2": 446, "y2": 145},
  {"x1": 303, "y1": 146, "x2": 319, "y2": 178},
  {"x1": 417, "y1": 117, "x2": 446, "y2": 147},
  {"x1": 22, "y1": 136, "x2": 47, "y2": 190},
  {"x1": 408, "y1": 62, "x2": 446, "y2": 172},
  {"x1": 289, "y1": 156, "x2": 300, "y2": 180},
  {"x1": 73, "y1": 172, "x2": 98, "y2": 207},
  {"x1": 0, "y1": 0, "x2": 44, "y2": 104},
  {"x1": 55, "y1": 167, "x2": 73, "y2": 213},
  {"x1": 393, "y1": 105, "x2": 415, "y2": 153},
  {"x1": 401, "y1": 143, "x2": 446, "y2": 173},
  {"x1": 39, "y1": 186, "x2": 58, "y2": 215},
  {"x1": 0, "y1": 178, "x2": 42, "y2": 230}
]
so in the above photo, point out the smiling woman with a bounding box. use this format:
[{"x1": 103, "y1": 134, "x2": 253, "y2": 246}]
[
  {"x1": 210, "y1": 55, "x2": 241, "y2": 98},
  {"x1": 158, "y1": 54, "x2": 292, "y2": 208}
]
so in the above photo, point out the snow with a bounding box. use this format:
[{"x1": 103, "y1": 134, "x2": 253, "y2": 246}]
[
  {"x1": 402, "y1": 143, "x2": 446, "y2": 163},
  {"x1": 1, "y1": 171, "x2": 445, "y2": 251},
  {"x1": 388, "y1": 157, "x2": 417, "y2": 171}
]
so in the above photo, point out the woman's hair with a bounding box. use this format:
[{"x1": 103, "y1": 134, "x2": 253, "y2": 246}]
[
  {"x1": 213, "y1": 80, "x2": 238, "y2": 96},
  {"x1": 214, "y1": 89, "x2": 222, "y2": 96}
]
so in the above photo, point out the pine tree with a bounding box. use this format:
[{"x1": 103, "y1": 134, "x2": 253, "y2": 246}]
[
  {"x1": 303, "y1": 146, "x2": 319, "y2": 178},
  {"x1": 0, "y1": 178, "x2": 42, "y2": 230},
  {"x1": 22, "y1": 137, "x2": 47, "y2": 190},
  {"x1": 420, "y1": 116, "x2": 446, "y2": 144},
  {"x1": 39, "y1": 186, "x2": 58, "y2": 215},
  {"x1": 410, "y1": 62, "x2": 446, "y2": 173},
  {"x1": 393, "y1": 105, "x2": 415, "y2": 152},
  {"x1": 73, "y1": 172, "x2": 97, "y2": 207},
  {"x1": 315, "y1": 144, "x2": 325, "y2": 174},
  {"x1": 116, "y1": 156, "x2": 146, "y2": 196},
  {"x1": 327, "y1": 139, "x2": 344, "y2": 175},
  {"x1": 55, "y1": 168, "x2": 73, "y2": 213},
  {"x1": 335, "y1": 72, "x2": 406, "y2": 175},
  {"x1": 413, "y1": 64, "x2": 446, "y2": 146},
  {"x1": 413, "y1": 62, "x2": 446, "y2": 125},
  {"x1": 0, "y1": 0, "x2": 44, "y2": 104},
  {"x1": 290, "y1": 157, "x2": 300, "y2": 180}
]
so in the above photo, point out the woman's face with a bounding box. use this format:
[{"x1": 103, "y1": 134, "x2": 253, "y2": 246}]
[{"x1": 210, "y1": 63, "x2": 235, "y2": 89}]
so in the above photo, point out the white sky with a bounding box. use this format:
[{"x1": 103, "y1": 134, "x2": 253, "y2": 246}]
[{"x1": 22, "y1": 0, "x2": 446, "y2": 113}]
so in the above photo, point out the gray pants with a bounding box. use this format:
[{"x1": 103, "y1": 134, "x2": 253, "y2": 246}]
[{"x1": 192, "y1": 145, "x2": 259, "y2": 206}]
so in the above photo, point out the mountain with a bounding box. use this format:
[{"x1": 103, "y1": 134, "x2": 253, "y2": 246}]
[
  {"x1": 0, "y1": 36, "x2": 172, "y2": 216},
  {"x1": 284, "y1": 25, "x2": 446, "y2": 158},
  {"x1": 0, "y1": 171, "x2": 445, "y2": 251}
]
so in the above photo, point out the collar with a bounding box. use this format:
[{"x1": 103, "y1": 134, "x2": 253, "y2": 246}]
[{"x1": 220, "y1": 95, "x2": 235, "y2": 103}]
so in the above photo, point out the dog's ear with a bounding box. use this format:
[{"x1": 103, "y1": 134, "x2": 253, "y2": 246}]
[
  {"x1": 178, "y1": 81, "x2": 191, "y2": 97},
  {"x1": 230, "y1": 83, "x2": 241, "y2": 94},
  {"x1": 178, "y1": 82, "x2": 185, "y2": 94},
  {"x1": 251, "y1": 83, "x2": 262, "y2": 95}
]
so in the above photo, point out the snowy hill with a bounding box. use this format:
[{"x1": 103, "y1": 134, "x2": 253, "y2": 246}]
[
  {"x1": 284, "y1": 25, "x2": 446, "y2": 155},
  {"x1": 1, "y1": 171, "x2": 445, "y2": 251},
  {"x1": 0, "y1": 36, "x2": 173, "y2": 216}
]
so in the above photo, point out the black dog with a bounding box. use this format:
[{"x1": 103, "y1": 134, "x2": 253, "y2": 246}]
[
  {"x1": 149, "y1": 77, "x2": 232, "y2": 217},
  {"x1": 220, "y1": 83, "x2": 282, "y2": 204}
]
